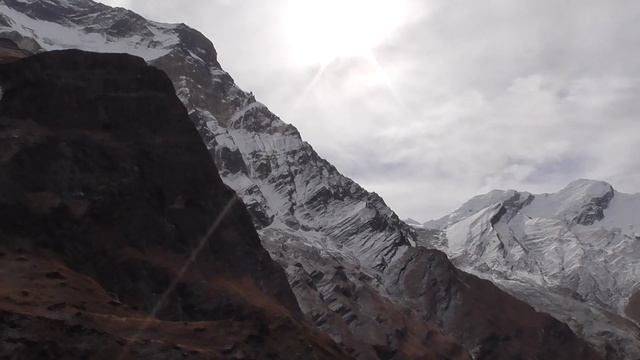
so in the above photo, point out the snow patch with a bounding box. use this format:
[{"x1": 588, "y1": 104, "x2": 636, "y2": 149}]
[{"x1": 0, "y1": 3, "x2": 178, "y2": 61}]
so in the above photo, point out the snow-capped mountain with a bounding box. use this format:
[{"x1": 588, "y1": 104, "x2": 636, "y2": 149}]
[
  {"x1": 1, "y1": 0, "x2": 414, "y2": 270},
  {"x1": 0, "y1": 1, "x2": 605, "y2": 358},
  {"x1": 421, "y1": 179, "x2": 640, "y2": 358}
]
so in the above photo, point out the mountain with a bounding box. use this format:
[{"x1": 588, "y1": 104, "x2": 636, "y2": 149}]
[
  {"x1": 0, "y1": 48, "x2": 347, "y2": 359},
  {"x1": 421, "y1": 179, "x2": 640, "y2": 358},
  {"x1": 0, "y1": 1, "x2": 603, "y2": 358},
  {"x1": 403, "y1": 218, "x2": 424, "y2": 227}
]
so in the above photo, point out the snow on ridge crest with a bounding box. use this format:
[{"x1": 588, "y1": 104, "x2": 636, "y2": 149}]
[
  {"x1": 0, "y1": 0, "x2": 180, "y2": 61},
  {"x1": 525, "y1": 179, "x2": 614, "y2": 225}
]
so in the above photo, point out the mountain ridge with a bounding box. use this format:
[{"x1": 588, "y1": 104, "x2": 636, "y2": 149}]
[{"x1": 420, "y1": 178, "x2": 640, "y2": 358}]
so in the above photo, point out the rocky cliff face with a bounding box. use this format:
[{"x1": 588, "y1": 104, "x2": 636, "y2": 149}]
[
  {"x1": 421, "y1": 179, "x2": 640, "y2": 359},
  {"x1": 385, "y1": 247, "x2": 601, "y2": 360},
  {"x1": 0, "y1": 37, "x2": 30, "y2": 62},
  {"x1": 0, "y1": 49, "x2": 347, "y2": 359},
  {"x1": 0, "y1": 1, "x2": 604, "y2": 358}
]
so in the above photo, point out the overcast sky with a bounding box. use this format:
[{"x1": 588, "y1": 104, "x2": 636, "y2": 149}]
[{"x1": 101, "y1": 0, "x2": 640, "y2": 221}]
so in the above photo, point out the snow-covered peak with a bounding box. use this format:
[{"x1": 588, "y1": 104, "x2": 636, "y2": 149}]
[
  {"x1": 451, "y1": 189, "x2": 527, "y2": 216},
  {"x1": 525, "y1": 179, "x2": 614, "y2": 225},
  {"x1": 0, "y1": 0, "x2": 182, "y2": 61},
  {"x1": 563, "y1": 178, "x2": 613, "y2": 191},
  {"x1": 421, "y1": 179, "x2": 640, "y2": 357},
  {"x1": 424, "y1": 188, "x2": 533, "y2": 229},
  {"x1": 426, "y1": 179, "x2": 616, "y2": 230}
]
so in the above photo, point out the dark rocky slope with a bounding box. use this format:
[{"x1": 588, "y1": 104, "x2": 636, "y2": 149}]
[
  {"x1": 0, "y1": 38, "x2": 30, "y2": 63},
  {"x1": 0, "y1": 49, "x2": 346, "y2": 359},
  {"x1": 386, "y1": 248, "x2": 602, "y2": 360}
]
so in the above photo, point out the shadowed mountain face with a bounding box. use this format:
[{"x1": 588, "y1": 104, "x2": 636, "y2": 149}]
[
  {"x1": 0, "y1": 37, "x2": 30, "y2": 62},
  {"x1": 0, "y1": 49, "x2": 347, "y2": 359},
  {"x1": 0, "y1": 1, "x2": 605, "y2": 359}
]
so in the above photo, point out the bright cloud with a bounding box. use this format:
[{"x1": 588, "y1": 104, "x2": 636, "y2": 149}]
[{"x1": 98, "y1": 0, "x2": 640, "y2": 220}]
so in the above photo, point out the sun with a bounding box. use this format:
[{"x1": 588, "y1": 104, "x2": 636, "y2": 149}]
[{"x1": 284, "y1": 0, "x2": 406, "y2": 65}]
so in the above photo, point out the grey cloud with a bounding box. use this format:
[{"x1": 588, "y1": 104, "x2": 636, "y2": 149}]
[{"x1": 101, "y1": 0, "x2": 640, "y2": 221}]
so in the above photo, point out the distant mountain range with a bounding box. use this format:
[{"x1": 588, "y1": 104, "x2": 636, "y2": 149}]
[{"x1": 417, "y1": 179, "x2": 640, "y2": 358}]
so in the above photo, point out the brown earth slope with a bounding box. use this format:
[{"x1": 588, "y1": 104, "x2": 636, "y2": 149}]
[
  {"x1": 386, "y1": 247, "x2": 603, "y2": 360},
  {"x1": 0, "y1": 49, "x2": 347, "y2": 359}
]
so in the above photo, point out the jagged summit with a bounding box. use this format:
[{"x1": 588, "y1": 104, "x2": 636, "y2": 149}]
[
  {"x1": 0, "y1": 0, "x2": 218, "y2": 64},
  {"x1": 526, "y1": 179, "x2": 615, "y2": 225},
  {"x1": 426, "y1": 179, "x2": 616, "y2": 228}
]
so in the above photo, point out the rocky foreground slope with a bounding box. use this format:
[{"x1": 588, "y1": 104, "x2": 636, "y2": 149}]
[
  {"x1": 420, "y1": 179, "x2": 640, "y2": 359},
  {"x1": 0, "y1": 48, "x2": 348, "y2": 359},
  {"x1": 0, "y1": 1, "x2": 604, "y2": 358}
]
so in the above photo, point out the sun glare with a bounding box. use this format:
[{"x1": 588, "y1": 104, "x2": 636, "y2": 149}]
[{"x1": 285, "y1": 0, "x2": 406, "y2": 65}]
